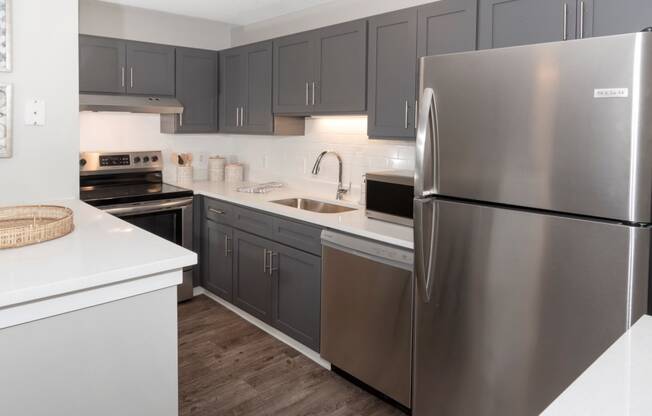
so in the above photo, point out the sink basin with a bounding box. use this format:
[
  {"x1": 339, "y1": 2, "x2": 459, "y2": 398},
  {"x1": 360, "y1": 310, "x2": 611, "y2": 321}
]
[{"x1": 271, "y1": 198, "x2": 357, "y2": 214}]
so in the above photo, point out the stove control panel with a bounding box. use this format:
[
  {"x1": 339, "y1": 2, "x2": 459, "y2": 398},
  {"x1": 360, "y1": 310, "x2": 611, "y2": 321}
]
[{"x1": 80, "y1": 151, "x2": 164, "y2": 175}]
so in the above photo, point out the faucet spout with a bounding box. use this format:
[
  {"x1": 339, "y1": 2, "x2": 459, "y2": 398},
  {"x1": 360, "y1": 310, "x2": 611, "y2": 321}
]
[{"x1": 311, "y1": 150, "x2": 349, "y2": 200}]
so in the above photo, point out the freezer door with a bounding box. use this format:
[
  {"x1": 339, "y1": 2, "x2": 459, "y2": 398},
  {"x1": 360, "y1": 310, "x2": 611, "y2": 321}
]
[
  {"x1": 413, "y1": 198, "x2": 649, "y2": 416},
  {"x1": 418, "y1": 32, "x2": 652, "y2": 223}
]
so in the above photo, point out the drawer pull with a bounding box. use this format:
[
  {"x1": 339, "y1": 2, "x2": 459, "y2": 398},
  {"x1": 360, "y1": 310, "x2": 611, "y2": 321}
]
[{"x1": 209, "y1": 208, "x2": 225, "y2": 215}]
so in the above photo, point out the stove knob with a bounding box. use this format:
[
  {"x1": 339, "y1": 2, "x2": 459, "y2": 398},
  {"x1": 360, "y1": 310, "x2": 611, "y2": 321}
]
[
  {"x1": 79, "y1": 158, "x2": 87, "y2": 167},
  {"x1": 133, "y1": 156, "x2": 141, "y2": 163},
  {"x1": 151, "y1": 155, "x2": 159, "y2": 162},
  {"x1": 143, "y1": 156, "x2": 150, "y2": 163}
]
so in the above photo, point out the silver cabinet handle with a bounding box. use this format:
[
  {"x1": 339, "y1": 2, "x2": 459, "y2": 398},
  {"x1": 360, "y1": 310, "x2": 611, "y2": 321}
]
[
  {"x1": 312, "y1": 82, "x2": 316, "y2": 106},
  {"x1": 263, "y1": 249, "x2": 268, "y2": 273},
  {"x1": 121, "y1": 67, "x2": 125, "y2": 87},
  {"x1": 579, "y1": 1, "x2": 585, "y2": 39},
  {"x1": 268, "y1": 251, "x2": 278, "y2": 275},
  {"x1": 562, "y1": 3, "x2": 568, "y2": 41},
  {"x1": 305, "y1": 82, "x2": 309, "y2": 106},
  {"x1": 130, "y1": 67, "x2": 134, "y2": 88},
  {"x1": 224, "y1": 235, "x2": 232, "y2": 257},
  {"x1": 241, "y1": 106, "x2": 245, "y2": 126},
  {"x1": 404, "y1": 101, "x2": 409, "y2": 129},
  {"x1": 235, "y1": 107, "x2": 239, "y2": 127},
  {"x1": 414, "y1": 100, "x2": 418, "y2": 129},
  {"x1": 208, "y1": 207, "x2": 225, "y2": 215},
  {"x1": 179, "y1": 112, "x2": 183, "y2": 127}
]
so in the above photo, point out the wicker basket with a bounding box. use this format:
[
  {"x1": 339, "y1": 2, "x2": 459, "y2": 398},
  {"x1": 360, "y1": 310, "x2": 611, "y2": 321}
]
[{"x1": 0, "y1": 205, "x2": 74, "y2": 249}]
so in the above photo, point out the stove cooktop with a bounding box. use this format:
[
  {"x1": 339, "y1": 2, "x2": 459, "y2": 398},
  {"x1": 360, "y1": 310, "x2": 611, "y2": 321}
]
[{"x1": 80, "y1": 182, "x2": 193, "y2": 207}]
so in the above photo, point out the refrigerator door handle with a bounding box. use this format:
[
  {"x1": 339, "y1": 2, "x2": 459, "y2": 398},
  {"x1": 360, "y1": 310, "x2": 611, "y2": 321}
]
[
  {"x1": 415, "y1": 87, "x2": 438, "y2": 198},
  {"x1": 414, "y1": 197, "x2": 438, "y2": 303}
]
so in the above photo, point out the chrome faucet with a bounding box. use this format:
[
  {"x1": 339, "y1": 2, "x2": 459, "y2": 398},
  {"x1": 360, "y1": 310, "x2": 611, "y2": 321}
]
[{"x1": 311, "y1": 151, "x2": 350, "y2": 200}]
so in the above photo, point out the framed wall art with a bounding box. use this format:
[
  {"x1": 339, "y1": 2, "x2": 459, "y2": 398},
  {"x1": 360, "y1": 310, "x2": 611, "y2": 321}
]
[
  {"x1": 0, "y1": 84, "x2": 12, "y2": 158},
  {"x1": 0, "y1": 0, "x2": 10, "y2": 72}
]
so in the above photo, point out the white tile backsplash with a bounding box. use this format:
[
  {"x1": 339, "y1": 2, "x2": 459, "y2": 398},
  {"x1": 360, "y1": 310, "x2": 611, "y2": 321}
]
[{"x1": 79, "y1": 113, "x2": 415, "y2": 201}]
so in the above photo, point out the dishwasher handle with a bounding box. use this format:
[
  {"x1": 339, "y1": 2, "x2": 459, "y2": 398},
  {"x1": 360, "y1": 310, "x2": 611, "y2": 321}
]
[{"x1": 321, "y1": 230, "x2": 413, "y2": 271}]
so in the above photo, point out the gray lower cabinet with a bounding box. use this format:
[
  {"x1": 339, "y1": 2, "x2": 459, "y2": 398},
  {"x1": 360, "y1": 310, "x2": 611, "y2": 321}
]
[
  {"x1": 478, "y1": 0, "x2": 577, "y2": 49},
  {"x1": 161, "y1": 47, "x2": 218, "y2": 134},
  {"x1": 203, "y1": 220, "x2": 233, "y2": 301},
  {"x1": 580, "y1": 0, "x2": 652, "y2": 38},
  {"x1": 200, "y1": 197, "x2": 322, "y2": 351},
  {"x1": 79, "y1": 35, "x2": 126, "y2": 94},
  {"x1": 233, "y1": 230, "x2": 273, "y2": 322},
  {"x1": 273, "y1": 20, "x2": 367, "y2": 115},
  {"x1": 367, "y1": 9, "x2": 418, "y2": 139},
  {"x1": 126, "y1": 41, "x2": 176, "y2": 96},
  {"x1": 270, "y1": 241, "x2": 321, "y2": 351}
]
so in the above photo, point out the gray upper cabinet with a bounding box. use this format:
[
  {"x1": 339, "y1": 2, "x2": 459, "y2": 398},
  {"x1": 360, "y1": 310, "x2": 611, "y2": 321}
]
[
  {"x1": 417, "y1": 0, "x2": 478, "y2": 57},
  {"x1": 126, "y1": 41, "x2": 176, "y2": 96},
  {"x1": 161, "y1": 47, "x2": 218, "y2": 134},
  {"x1": 273, "y1": 20, "x2": 367, "y2": 115},
  {"x1": 203, "y1": 220, "x2": 233, "y2": 301},
  {"x1": 241, "y1": 42, "x2": 274, "y2": 134},
  {"x1": 273, "y1": 32, "x2": 315, "y2": 114},
  {"x1": 219, "y1": 48, "x2": 246, "y2": 132},
  {"x1": 79, "y1": 35, "x2": 126, "y2": 94},
  {"x1": 478, "y1": 0, "x2": 577, "y2": 49},
  {"x1": 313, "y1": 20, "x2": 367, "y2": 113},
  {"x1": 233, "y1": 230, "x2": 272, "y2": 322},
  {"x1": 270, "y1": 241, "x2": 321, "y2": 351},
  {"x1": 580, "y1": 0, "x2": 652, "y2": 39},
  {"x1": 367, "y1": 9, "x2": 418, "y2": 139}
]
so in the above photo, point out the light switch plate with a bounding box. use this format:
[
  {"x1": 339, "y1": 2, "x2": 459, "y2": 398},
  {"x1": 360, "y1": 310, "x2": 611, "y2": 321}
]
[{"x1": 25, "y1": 99, "x2": 45, "y2": 126}]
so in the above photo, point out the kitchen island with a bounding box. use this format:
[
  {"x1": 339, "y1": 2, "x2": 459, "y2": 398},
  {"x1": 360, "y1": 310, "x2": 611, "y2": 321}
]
[{"x1": 0, "y1": 199, "x2": 196, "y2": 416}]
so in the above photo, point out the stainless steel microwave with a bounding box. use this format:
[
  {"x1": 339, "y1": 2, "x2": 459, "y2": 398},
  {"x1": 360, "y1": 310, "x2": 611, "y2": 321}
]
[{"x1": 365, "y1": 170, "x2": 414, "y2": 227}]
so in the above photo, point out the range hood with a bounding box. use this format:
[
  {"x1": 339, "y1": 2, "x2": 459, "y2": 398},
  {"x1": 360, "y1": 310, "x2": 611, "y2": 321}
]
[{"x1": 79, "y1": 94, "x2": 184, "y2": 114}]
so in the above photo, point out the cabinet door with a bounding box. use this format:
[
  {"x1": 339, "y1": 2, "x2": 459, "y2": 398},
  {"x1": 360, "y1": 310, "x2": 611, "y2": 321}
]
[
  {"x1": 79, "y1": 35, "x2": 126, "y2": 94},
  {"x1": 219, "y1": 48, "x2": 246, "y2": 132},
  {"x1": 203, "y1": 220, "x2": 233, "y2": 301},
  {"x1": 242, "y1": 42, "x2": 274, "y2": 134},
  {"x1": 233, "y1": 230, "x2": 272, "y2": 323},
  {"x1": 417, "y1": 0, "x2": 478, "y2": 57},
  {"x1": 273, "y1": 32, "x2": 314, "y2": 114},
  {"x1": 580, "y1": 0, "x2": 652, "y2": 39},
  {"x1": 126, "y1": 41, "x2": 175, "y2": 96},
  {"x1": 163, "y1": 48, "x2": 218, "y2": 133},
  {"x1": 367, "y1": 9, "x2": 418, "y2": 139},
  {"x1": 478, "y1": 0, "x2": 577, "y2": 49},
  {"x1": 270, "y1": 242, "x2": 321, "y2": 351},
  {"x1": 313, "y1": 20, "x2": 367, "y2": 113}
]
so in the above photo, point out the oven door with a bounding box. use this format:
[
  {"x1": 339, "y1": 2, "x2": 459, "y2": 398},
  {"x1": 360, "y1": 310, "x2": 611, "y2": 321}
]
[{"x1": 102, "y1": 197, "x2": 194, "y2": 302}]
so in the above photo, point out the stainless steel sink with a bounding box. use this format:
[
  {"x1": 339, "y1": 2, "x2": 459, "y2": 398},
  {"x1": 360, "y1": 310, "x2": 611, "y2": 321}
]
[{"x1": 271, "y1": 198, "x2": 357, "y2": 214}]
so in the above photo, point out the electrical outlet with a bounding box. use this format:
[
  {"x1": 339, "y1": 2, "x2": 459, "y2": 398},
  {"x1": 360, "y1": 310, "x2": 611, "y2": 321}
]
[{"x1": 25, "y1": 99, "x2": 45, "y2": 126}]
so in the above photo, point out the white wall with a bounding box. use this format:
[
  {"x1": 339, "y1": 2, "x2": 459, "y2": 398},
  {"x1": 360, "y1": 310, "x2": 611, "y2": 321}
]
[
  {"x1": 0, "y1": 0, "x2": 79, "y2": 205},
  {"x1": 79, "y1": 0, "x2": 232, "y2": 50},
  {"x1": 231, "y1": 0, "x2": 436, "y2": 45}
]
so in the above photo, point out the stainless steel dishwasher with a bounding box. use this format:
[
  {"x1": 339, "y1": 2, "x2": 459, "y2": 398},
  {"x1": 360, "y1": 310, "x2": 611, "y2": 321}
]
[{"x1": 320, "y1": 230, "x2": 414, "y2": 408}]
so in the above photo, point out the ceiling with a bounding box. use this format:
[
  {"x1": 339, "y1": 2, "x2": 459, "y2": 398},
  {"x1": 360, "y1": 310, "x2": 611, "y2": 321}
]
[{"x1": 100, "y1": 0, "x2": 336, "y2": 26}]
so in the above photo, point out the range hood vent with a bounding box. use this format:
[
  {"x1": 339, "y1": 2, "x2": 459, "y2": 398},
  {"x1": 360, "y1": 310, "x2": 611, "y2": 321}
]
[{"x1": 79, "y1": 94, "x2": 184, "y2": 114}]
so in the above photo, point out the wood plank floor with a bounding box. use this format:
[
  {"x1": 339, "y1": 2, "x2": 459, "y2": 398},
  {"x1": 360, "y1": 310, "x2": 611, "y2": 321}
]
[{"x1": 179, "y1": 295, "x2": 406, "y2": 416}]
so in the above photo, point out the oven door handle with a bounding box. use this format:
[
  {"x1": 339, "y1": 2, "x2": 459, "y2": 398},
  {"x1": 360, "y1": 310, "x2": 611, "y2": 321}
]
[{"x1": 102, "y1": 197, "x2": 193, "y2": 216}]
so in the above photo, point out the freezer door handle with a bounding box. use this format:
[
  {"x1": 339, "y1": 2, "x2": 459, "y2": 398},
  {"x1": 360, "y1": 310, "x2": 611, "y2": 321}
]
[
  {"x1": 415, "y1": 87, "x2": 438, "y2": 198},
  {"x1": 414, "y1": 197, "x2": 437, "y2": 303}
]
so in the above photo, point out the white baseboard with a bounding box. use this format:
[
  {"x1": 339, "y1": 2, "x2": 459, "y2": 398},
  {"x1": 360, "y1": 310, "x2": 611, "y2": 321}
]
[{"x1": 193, "y1": 286, "x2": 331, "y2": 370}]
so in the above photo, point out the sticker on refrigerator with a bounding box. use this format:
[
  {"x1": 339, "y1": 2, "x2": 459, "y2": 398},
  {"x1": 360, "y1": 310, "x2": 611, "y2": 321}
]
[{"x1": 594, "y1": 88, "x2": 629, "y2": 98}]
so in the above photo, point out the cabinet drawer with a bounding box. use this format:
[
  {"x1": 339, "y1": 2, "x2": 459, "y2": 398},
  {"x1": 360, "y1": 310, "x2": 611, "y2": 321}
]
[
  {"x1": 273, "y1": 218, "x2": 322, "y2": 256},
  {"x1": 233, "y1": 206, "x2": 275, "y2": 239},
  {"x1": 205, "y1": 198, "x2": 234, "y2": 224}
]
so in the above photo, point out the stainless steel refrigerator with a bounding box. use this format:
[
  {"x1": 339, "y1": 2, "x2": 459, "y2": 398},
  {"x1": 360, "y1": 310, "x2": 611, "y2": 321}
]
[{"x1": 413, "y1": 32, "x2": 652, "y2": 415}]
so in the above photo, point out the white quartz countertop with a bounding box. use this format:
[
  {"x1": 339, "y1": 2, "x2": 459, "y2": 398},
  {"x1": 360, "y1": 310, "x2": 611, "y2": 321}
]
[
  {"x1": 179, "y1": 180, "x2": 414, "y2": 250},
  {"x1": 0, "y1": 199, "x2": 197, "y2": 309},
  {"x1": 543, "y1": 315, "x2": 652, "y2": 415}
]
